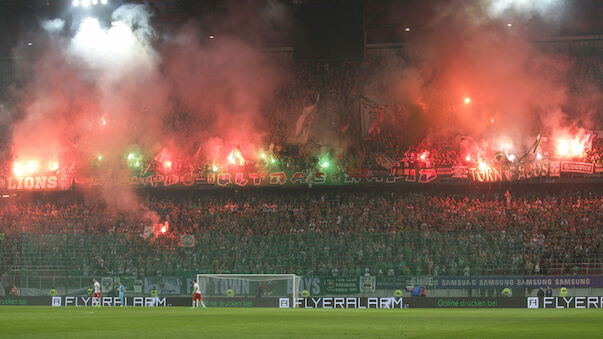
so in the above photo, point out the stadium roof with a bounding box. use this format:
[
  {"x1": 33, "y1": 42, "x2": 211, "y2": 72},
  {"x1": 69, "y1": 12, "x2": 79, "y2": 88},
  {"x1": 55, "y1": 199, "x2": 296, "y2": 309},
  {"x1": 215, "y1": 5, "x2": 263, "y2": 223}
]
[{"x1": 0, "y1": 0, "x2": 602, "y2": 57}]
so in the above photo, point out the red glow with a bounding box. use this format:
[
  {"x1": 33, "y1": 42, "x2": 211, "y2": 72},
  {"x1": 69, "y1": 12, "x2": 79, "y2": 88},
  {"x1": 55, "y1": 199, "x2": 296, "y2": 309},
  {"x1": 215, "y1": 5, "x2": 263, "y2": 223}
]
[
  {"x1": 155, "y1": 148, "x2": 175, "y2": 172},
  {"x1": 163, "y1": 160, "x2": 172, "y2": 171},
  {"x1": 13, "y1": 162, "x2": 24, "y2": 176},
  {"x1": 13, "y1": 159, "x2": 40, "y2": 176},
  {"x1": 160, "y1": 221, "x2": 169, "y2": 234},
  {"x1": 227, "y1": 147, "x2": 246, "y2": 166},
  {"x1": 570, "y1": 140, "x2": 584, "y2": 155},
  {"x1": 48, "y1": 160, "x2": 59, "y2": 171},
  {"x1": 556, "y1": 137, "x2": 585, "y2": 157},
  {"x1": 478, "y1": 161, "x2": 489, "y2": 172},
  {"x1": 557, "y1": 140, "x2": 569, "y2": 156},
  {"x1": 420, "y1": 152, "x2": 428, "y2": 161},
  {"x1": 26, "y1": 160, "x2": 38, "y2": 174}
]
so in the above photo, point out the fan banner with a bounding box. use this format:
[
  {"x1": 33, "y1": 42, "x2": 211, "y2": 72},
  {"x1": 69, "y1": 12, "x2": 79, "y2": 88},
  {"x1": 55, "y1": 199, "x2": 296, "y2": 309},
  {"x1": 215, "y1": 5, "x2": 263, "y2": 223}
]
[
  {"x1": 180, "y1": 235, "x2": 195, "y2": 247},
  {"x1": 1, "y1": 161, "x2": 602, "y2": 191}
]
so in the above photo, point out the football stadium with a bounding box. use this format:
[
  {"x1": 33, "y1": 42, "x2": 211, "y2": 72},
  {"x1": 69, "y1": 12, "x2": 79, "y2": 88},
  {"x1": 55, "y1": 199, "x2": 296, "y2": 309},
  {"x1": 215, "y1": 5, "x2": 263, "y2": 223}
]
[{"x1": 0, "y1": 0, "x2": 602, "y2": 337}]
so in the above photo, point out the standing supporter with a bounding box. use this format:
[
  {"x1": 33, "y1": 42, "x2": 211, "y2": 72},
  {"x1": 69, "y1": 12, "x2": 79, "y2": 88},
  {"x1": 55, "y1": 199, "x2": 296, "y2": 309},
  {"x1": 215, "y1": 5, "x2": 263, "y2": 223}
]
[{"x1": 537, "y1": 287, "x2": 545, "y2": 298}]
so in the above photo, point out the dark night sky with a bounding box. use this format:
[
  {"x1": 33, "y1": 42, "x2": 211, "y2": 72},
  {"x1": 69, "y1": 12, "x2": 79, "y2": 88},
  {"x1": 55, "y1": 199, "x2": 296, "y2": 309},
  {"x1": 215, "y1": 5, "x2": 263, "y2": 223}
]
[{"x1": 0, "y1": 0, "x2": 602, "y2": 57}]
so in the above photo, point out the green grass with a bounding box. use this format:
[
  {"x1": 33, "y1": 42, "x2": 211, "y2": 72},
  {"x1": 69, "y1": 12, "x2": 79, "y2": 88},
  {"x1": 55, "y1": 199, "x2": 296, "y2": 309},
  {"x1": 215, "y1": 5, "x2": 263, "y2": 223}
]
[{"x1": 0, "y1": 307, "x2": 601, "y2": 338}]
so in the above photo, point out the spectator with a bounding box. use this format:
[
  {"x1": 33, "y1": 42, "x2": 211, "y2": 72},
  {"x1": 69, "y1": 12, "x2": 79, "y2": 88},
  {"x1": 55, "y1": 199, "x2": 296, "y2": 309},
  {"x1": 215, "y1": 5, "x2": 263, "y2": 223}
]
[{"x1": 537, "y1": 287, "x2": 545, "y2": 298}]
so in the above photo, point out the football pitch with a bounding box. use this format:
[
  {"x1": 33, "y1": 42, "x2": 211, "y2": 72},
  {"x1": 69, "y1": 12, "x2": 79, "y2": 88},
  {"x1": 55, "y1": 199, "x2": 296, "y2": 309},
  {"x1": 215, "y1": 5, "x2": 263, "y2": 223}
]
[{"x1": 1, "y1": 307, "x2": 601, "y2": 338}]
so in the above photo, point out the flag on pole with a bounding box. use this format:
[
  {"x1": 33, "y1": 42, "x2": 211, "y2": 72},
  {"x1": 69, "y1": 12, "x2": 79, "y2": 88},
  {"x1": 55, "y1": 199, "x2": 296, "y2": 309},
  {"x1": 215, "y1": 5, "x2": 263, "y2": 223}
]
[
  {"x1": 295, "y1": 93, "x2": 320, "y2": 144},
  {"x1": 518, "y1": 132, "x2": 542, "y2": 162}
]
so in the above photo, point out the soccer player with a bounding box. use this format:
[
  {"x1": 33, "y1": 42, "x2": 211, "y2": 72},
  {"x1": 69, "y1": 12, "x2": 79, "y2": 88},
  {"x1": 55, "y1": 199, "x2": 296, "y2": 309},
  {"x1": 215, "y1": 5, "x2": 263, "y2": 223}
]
[
  {"x1": 92, "y1": 279, "x2": 101, "y2": 307},
  {"x1": 118, "y1": 282, "x2": 125, "y2": 307},
  {"x1": 192, "y1": 280, "x2": 206, "y2": 309}
]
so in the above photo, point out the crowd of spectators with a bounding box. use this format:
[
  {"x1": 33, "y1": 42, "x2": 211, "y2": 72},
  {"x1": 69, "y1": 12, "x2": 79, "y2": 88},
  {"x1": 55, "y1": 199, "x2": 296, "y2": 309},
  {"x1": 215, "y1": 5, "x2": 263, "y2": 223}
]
[
  {"x1": 0, "y1": 45, "x2": 602, "y2": 287},
  {"x1": 67, "y1": 52, "x2": 601, "y2": 179},
  {"x1": 2, "y1": 45, "x2": 601, "y2": 176},
  {"x1": 1, "y1": 189, "x2": 601, "y2": 281},
  {"x1": 586, "y1": 135, "x2": 603, "y2": 165}
]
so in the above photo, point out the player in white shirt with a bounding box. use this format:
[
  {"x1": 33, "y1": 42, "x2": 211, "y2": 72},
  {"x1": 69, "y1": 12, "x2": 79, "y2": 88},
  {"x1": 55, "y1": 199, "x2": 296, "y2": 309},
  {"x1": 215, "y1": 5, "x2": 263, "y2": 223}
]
[
  {"x1": 92, "y1": 279, "x2": 101, "y2": 307},
  {"x1": 192, "y1": 280, "x2": 206, "y2": 309}
]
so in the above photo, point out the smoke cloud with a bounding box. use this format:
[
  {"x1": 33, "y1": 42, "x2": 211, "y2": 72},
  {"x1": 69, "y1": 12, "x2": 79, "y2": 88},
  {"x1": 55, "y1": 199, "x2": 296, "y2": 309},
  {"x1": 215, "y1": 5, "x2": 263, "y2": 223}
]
[
  {"x1": 369, "y1": 0, "x2": 600, "y2": 154},
  {"x1": 7, "y1": 2, "x2": 283, "y2": 220},
  {"x1": 484, "y1": 0, "x2": 566, "y2": 20},
  {"x1": 4, "y1": 0, "x2": 601, "y2": 196}
]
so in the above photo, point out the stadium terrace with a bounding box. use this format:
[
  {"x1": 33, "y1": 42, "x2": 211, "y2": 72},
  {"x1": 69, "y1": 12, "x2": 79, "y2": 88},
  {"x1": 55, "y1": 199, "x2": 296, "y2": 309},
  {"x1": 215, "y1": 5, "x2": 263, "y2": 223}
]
[{"x1": 0, "y1": 0, "x2": 602, "y2": 337}]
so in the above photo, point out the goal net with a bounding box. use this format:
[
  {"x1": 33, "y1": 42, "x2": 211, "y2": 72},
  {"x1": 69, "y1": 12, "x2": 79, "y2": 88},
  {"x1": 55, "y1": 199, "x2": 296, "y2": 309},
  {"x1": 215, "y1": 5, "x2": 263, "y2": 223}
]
[{"x1": 196, "y1": 274, "x2": 301, "y2": 307}]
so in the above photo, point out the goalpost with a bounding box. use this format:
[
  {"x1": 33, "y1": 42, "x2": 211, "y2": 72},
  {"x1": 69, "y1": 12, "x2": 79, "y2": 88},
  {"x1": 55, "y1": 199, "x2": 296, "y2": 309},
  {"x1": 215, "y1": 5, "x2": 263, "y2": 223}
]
[{"x1": 196, "y1": 274, "x2": 301, "y2": 308}]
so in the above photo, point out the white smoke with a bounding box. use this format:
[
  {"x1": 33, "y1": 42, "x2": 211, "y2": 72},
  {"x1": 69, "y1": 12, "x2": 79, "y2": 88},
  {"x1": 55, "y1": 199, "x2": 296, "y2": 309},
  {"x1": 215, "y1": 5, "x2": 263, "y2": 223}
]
[
  {"x1": 69, "y1": 4, "x2": 157, "y2": 77},
  {"x1": 484, "y1": 0, "x2": 566, "y2": 19},
  {"x1": 41, "y1": 18, "x2": 65, "y2": 34}
]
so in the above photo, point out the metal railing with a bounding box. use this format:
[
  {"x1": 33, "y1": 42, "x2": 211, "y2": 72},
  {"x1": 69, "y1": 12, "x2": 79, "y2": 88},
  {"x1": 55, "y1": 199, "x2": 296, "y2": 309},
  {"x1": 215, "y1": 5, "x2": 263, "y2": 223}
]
[{"x1": 1, "y1": 232, "x2": 601, "y2": 280}]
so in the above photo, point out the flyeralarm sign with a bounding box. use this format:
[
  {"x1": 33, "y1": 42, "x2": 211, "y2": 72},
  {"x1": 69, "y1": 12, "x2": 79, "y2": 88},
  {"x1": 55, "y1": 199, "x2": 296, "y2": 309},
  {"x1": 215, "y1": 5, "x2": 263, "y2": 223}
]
[
  {"x1": 279, "y1": 297, "x2": 404, "y2": 309},
  {"x1": 527, "y1": 297, "x2": 603, "y2": 308},
  {"x1": 51, "y1": 296, "x2": 166, "y2": 307}
]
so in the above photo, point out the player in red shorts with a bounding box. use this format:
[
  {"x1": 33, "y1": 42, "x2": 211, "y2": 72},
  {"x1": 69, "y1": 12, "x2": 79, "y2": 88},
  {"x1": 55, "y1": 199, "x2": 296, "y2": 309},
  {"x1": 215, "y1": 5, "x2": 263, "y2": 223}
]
[
  {"x1": 92, "y1": 279, "x2": 101, "y2": 307},
  {"x1": 192, "y1": 280, "x2": 206, "y2": 309}
]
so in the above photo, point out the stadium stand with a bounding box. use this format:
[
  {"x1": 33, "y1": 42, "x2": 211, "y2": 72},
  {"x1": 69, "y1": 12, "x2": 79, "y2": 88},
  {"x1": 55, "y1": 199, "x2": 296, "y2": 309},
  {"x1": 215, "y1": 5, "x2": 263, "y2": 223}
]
[
  {"x1": 0, "y1": 33, "x2": 601, "y2": 296},
  {"x1": 1, "y1": 189, "x2": 601, "y2": 290}
]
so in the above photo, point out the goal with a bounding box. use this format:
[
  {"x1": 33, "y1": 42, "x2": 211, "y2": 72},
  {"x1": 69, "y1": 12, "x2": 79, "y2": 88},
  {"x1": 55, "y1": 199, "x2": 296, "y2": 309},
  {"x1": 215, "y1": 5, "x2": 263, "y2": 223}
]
[{"x1": 196, "y1": 274, "x2": 301, "y2": 307}]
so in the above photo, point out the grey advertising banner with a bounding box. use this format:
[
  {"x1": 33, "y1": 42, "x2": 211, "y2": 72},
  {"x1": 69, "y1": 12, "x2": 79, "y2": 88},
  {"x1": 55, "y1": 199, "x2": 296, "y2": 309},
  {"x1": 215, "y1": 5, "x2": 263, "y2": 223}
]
[
  {"x1": 3, "y1": 296, "x2": 602, "y2": 308},
  {"x1": 322, "y1": 277, "x2": 359, "y2": 294},
  {"x1": 436, "y1": 276, "x2": 603, "y2": 289},
  {"x1": 143, "y1": 277, "x2": 183, "y2": 295},
  {"x1": 43, "y1": 296, "x2": 278, "y2": 307},
  {"x1": 1, "y1": 297, "x2": 48, "y2": 306},
  {"x1": 408, "y1": 297, "x2": 524, "y2": 308}
]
